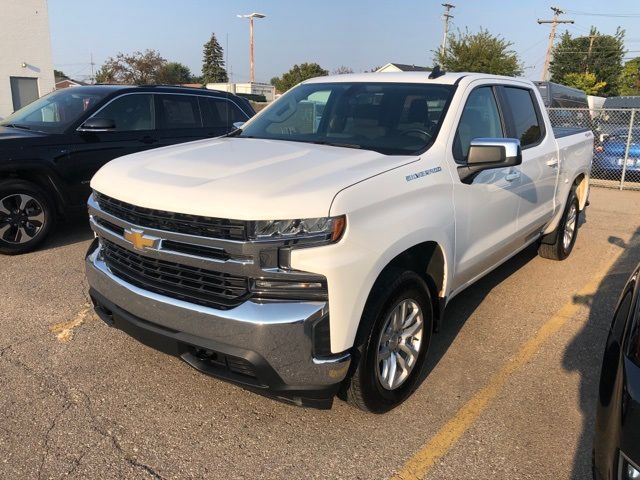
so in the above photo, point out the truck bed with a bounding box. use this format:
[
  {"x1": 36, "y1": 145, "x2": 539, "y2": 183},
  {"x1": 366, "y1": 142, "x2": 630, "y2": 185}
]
[{"x1": 553, "y1": 127, "x2": 591, "y2": 138}]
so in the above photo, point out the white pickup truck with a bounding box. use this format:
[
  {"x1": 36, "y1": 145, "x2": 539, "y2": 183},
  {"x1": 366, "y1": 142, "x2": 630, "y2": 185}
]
[{"x1": 85, "y1": 72, "x2": 592, "y2": 412}]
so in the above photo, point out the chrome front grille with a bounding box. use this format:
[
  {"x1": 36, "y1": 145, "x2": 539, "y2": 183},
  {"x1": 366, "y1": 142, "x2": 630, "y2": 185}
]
[
  {"x1": 94, "y1": 192, "x2": 249, "y2": 241},
  {"x1": 101, "y1": 239, "x2": 249, "y2": 310},
  {"x1": 88, "y1": 191, "x2": 328, "y2": 307}
]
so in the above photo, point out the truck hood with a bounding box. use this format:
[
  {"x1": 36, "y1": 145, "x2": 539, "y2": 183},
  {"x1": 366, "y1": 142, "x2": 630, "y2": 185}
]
[{"x1": 91, "y1": 137, "x2": 418, "y2": 219}]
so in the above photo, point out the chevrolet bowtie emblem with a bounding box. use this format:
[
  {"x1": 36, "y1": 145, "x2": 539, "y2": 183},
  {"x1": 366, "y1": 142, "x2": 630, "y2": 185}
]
[{"x1": 123, "y1": 229, "x2": 158, "y2": 251}]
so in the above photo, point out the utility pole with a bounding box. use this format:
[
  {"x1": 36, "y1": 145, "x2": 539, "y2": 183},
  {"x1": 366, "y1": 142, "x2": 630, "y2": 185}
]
[
  {"x1": 237, "y1": 12, "x2": 266, "y2": 84},
  {"x1": 586, "y1": 34, "x2": 598, "y2": 73},
  {"x1": 440, "y1": 3, "x2": 455, "y2": 58},
  {"x1": 538, "y1": 7, "x2": 574, "y2": 81},
  {"x1": 90, "y1": 52, "x2": 95, "y2": 84}
]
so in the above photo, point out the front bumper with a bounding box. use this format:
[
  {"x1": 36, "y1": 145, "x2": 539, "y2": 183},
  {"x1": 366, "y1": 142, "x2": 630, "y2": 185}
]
[{"x1": 85, "y1": 240, "x2": 351, "y2": 408}]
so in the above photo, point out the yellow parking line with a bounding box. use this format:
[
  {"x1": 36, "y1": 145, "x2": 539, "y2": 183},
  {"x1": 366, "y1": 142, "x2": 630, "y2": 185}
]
[{"x1": 391, "y1": 259, "x2": 615, "y2": 480}]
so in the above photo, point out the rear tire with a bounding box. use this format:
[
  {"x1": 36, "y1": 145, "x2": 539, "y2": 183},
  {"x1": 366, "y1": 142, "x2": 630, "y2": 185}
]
[
  {"x1": 0, "y1": 180, "x2": 55, "y2": 255},
  {"x1": 343, "y1": 270, "x2": 434, "y2": 413},
  {"x1": 538, "y1": 190, "x2": 579, "y2": 261}
]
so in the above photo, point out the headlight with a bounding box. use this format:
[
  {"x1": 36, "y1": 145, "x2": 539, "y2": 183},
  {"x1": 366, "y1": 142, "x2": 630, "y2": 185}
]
[
  {"x1": 621, "y1": 453, "x2": 640, "y2": 480},
  {"x1": 250, "y1": 215, "x2": 346, "y2": 244}
]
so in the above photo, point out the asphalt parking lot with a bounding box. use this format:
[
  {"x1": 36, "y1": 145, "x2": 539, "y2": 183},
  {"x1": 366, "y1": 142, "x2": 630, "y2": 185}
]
[{"x1": 1, "y1": 186, "x2": 639, "y2": 480}]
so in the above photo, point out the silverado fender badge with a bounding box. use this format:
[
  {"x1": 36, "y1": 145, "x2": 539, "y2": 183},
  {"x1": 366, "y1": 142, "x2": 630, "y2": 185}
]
[
  {"x1": 123, "y1": 229, "x2": 160, "y2": 251},
  {"x1": 406, "y1": 166, "x2": 442, "y2": 182}
]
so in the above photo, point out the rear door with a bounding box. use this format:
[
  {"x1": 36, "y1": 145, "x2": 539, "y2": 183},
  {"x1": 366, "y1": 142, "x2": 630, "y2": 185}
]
[
  {"x1": 449, "y1": 83, "x2": 521, "y2": 292},
  {"x1": 500, "y1": 86, "x2": 558, "y2": 240},
  {"x1": 155, "y1": 93, "x2": 204, "y2": 147},
  {"x1": 199, "y1": 95, "x2": 251, "y2": 137}
]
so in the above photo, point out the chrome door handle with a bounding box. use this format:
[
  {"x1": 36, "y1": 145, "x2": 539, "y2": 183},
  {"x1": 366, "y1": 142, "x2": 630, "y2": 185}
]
[
  {"x1": 546, "y1": 158, "x2": 559, "y2": 167},
  {"x1": 505, "y1": 171, "x2": 521, "y2": 182}
]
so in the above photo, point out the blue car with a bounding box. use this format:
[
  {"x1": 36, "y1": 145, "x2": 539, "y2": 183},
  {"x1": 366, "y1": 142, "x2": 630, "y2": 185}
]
[{"x1": 593, "y1": 128, "x2": 640, "y2": 179}]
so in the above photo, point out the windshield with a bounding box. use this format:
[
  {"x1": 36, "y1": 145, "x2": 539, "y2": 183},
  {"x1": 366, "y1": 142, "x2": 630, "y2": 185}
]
[
  {"x1": 239, "y1": 82, "x2": 455, "y2": 155},
  {"x1": 0, "y1": 88, "x2": 109, "y2": 134}
]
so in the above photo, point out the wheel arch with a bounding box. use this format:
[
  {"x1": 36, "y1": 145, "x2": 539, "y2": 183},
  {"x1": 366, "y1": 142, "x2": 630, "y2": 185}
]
[
  {"x1": 0, "y1": 165, "x2": 68, "y2": 216},
  {"x1": 572, "y1": 172, "x2": 589, "y2": 211},
  {"x1": 354, "y1": 240, "x2": 449, "y2": 348}
]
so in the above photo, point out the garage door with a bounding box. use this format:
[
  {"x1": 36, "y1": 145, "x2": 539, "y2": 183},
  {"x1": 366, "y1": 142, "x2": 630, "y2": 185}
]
[{"x1": 10, "y1": 77, "x2": 39, "y2": 112}]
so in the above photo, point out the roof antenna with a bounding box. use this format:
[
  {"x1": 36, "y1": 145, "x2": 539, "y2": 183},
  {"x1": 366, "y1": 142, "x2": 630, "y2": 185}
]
[{"x1": 429, "y1": 65, "x2": 445, "y2": 79}]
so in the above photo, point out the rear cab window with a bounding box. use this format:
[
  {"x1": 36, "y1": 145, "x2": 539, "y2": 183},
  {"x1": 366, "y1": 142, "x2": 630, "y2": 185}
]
[{"x1": 501, "y1": 87, "x2": 545, "y2": 148}]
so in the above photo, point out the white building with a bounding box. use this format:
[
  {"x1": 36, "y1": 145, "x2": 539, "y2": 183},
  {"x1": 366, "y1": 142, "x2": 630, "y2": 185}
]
[
  {"x1": 376, "y1": 63, "x2": 431, "y2": 73},
  {"x1": 206, "y1": 82, "x2": 276, "y2": 102},
  {"x1": 0, "y1": 0, "x2": 55, "y2": 119}
]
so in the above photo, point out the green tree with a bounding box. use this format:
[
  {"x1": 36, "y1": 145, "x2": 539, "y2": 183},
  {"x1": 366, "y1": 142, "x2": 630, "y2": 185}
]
[
  {"x1": 157, "y1": 62, "x2": 192, "y2": 84},
  {"x1": 54, "y1": 69, "x2": 68, "y2": 81},
  {"x1": 95, "y1": 49, "x2": 166, "y2": 84},
  {"x1": 550, "y1": 27, "x2": 625, "y2": 96},
  {"x1": 434, "y1": 28, "x2": 522, "y2": 76},
  {"x1": 332, "y1": 66, "x2": 354, "y2": 75},
  {"x1": 619, "y1": 57, "x2": 640, "y2": 95},
  {"x1": 562, "y1": 72, "x2": 607, "y2": 95},
  {"x1": 270, "y1": 63, "x2": 329, "y2": 92},
  {"x1": 202, "y1": 33, "x2": 228, "y2": 84}
]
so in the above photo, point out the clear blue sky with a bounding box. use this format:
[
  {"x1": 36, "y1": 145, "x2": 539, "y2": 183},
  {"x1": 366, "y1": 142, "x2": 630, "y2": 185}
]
[{"x1": 48, "y1": 0, "x2": 640, "y2": 83}]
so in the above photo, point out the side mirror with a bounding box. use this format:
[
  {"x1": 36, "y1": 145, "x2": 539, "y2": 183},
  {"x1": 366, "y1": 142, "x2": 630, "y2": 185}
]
[
  {"x1": 458, "y1": 138, "x2": 522, "y2": 184},
  {"x1": 232, "y1": 121, "x2": 245, "y2": 130},
  {"x1": 78, "y1": 117, "x2": 116, "y2": 131}
]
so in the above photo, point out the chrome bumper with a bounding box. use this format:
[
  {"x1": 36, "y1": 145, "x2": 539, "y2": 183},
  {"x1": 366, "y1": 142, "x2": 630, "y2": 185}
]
[{"x1": 85, "y1": 242, "x2": 350, "y2": 395}]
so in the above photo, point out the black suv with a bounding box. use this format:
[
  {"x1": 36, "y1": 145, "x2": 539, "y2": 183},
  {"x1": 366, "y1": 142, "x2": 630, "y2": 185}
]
[{"x1": 0, "y1": 85, "x2": 255, "y2": 254}]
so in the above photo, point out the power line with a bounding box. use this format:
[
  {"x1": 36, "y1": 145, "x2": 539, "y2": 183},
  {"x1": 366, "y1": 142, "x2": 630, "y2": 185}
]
[
  {"x1": 565, "y1": 10, "x2": 640, "y2": 18},
  {"x1": 538, "y1": 7, "x2": 574, "y2": 81}
]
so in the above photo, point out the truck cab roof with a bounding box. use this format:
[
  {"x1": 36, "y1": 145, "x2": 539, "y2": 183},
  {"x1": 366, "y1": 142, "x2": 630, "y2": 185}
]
[{"x1": 302, "y1": 71, "x2": 534, "y2": 86}]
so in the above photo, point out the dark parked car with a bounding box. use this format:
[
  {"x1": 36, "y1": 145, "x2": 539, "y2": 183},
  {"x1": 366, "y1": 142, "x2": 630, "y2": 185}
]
[
  {"x1": 0, "y1": 85, "x2": 255, "y2": 254},
  {"x1": 593, "y1": 128, "x2": 640, "y2": 179},
  {"x1": 594, "y1": 263, "x2": 640, "y2": 480}
]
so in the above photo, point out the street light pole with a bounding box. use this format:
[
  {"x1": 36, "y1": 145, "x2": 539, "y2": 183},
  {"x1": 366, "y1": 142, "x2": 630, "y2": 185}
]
[{"x1": 237, "y1": 12, "x2": 266, "y2": 83}]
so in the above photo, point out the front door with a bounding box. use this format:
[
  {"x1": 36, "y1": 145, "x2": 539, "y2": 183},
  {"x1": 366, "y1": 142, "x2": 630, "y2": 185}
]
[
  {"x1": 449, "y1": 85, "x2": 521, "y2": 293},
  {"x1": 61, "y1": 93, "x2": 158, "y2": 204}
]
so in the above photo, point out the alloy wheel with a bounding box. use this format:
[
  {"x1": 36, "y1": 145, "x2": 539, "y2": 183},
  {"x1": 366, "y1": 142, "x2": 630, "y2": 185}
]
[
  {"x1": 0, "y1": 193, "x2": 46, "y2": 244},
  {"x1": 563, "y1": 203, "x2": 577, "y2": 251},
  {"x1": 376, "y1": 299, "x2": 424, "y2": 390}
]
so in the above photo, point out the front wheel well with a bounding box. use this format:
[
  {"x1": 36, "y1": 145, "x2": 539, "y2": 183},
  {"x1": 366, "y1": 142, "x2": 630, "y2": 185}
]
[
  {"x1": 366, "y1": 242, "x2": 446, "y2": 333},
  {"x1": 0, "y1": 170, "x2": 64, "y2": 216}
]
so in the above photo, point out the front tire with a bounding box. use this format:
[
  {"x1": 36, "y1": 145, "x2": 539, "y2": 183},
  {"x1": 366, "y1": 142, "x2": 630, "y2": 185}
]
[
  {"x1": 0, "y1": 180, "x2": 55, "y2": 255},
  {"x1": 538, "y1": 190, "x2": 579, "y2": 261},
  {"x1": 344, "y1": 270, "x2": 434, "y2": 413}
]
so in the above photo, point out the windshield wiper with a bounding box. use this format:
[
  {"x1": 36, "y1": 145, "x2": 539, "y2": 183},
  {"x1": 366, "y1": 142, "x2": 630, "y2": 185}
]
[
  {"x1": 3, "y1": 123, "x2": 32, "y2": 131},
  {"x1": 225, "y1": 128, "x2": 243, "y2": 137},
  {"x1": 310, "y1": 140, "x2": 363, "y2": 150}
]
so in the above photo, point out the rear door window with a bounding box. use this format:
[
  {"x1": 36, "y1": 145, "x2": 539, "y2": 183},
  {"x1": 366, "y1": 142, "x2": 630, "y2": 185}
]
[
  {"x1": 502, "y1": 87, "x2": 543, "y2": 147},
  {"x1": 199, "y1": 97, "x2": 248, "y2": 128},
  {"x1": 157, "y1": 94, "x2": 201, "y2": 129}
]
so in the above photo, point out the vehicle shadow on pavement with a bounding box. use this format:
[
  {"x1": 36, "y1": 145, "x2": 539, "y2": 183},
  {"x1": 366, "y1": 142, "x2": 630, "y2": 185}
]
[
  {"x1": 564, "y1": 227, "x2": 640, "y2": 479},
  {"x1": 419, "y1": 243, "x2": 540, "y2": 383},
  {"x1": 39, "y1": 218, "x2": 93, "y2": 252}
]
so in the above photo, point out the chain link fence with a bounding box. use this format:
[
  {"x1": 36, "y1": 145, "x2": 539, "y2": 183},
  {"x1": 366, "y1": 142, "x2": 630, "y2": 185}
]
[{"x1": 547, "y1": 108, "x2": 640, "y2": 191}]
